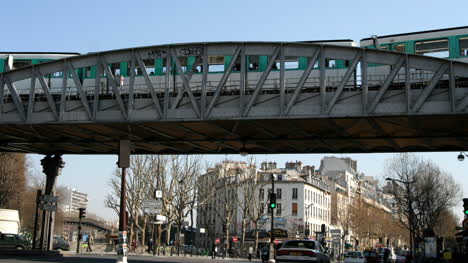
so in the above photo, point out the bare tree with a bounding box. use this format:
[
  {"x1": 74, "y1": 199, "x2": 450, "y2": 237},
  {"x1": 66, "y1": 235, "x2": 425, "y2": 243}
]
[
  {"x1": 105, "y1": 155, "x2": 157, "y2": 248},
  {"x1": 236, "y1": 159, "x2": 258, "y2": 251},
  {"x1": 0, "y1": 153, "x2": 27, "y2": 209},
  {"x1": 384, "y1": 153, "x2": 462, "y2": 246}
]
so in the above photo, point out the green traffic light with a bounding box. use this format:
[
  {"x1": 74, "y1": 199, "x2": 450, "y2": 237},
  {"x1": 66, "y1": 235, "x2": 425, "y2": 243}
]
[
  {"x1": 270, "y1": 203, "x2": 276, "y2": 209},
  {"x1": 465, "y1": 210, "x2": 468, "y2": 215}
]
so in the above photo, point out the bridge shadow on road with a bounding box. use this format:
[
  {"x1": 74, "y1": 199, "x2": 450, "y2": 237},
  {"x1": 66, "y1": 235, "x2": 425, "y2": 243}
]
[{"x1": 0, "y1": 255, "x2": 259, "y2": 263}]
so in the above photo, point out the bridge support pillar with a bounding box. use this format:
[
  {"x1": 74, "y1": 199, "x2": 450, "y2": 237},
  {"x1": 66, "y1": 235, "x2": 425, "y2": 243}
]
[
  {"x1": 116, "y1": 140, "x2": 130, "y2": 263},
  {"x1": 39, "y1": 154, "x2": 64, "y2": 251}
]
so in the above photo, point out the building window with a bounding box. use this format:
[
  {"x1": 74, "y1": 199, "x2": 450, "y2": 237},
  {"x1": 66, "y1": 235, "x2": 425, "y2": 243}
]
[
  {"x1": 276, "y1": 188, "x2": 282, "y2": 199},
  {"x1": 292, "y1": 203, "x2": 298, "y2": 216},
  {"x1": 415, "y1": 39, "x2": 449, "y2": 58},
  {"x1": 276, "y1": 203, "x2": 282, "y2": 216},
  {"x1": 259, "y1": 188, "x2": 264, "y2": 200},
  {"x1": 277, "y1": 174, "x2": 283, "y2": 181},
  {"x1": 292, "y1": 188, "x2": 298, "y2": 199},
  {"x1": 260, "y1": 203, "x2": 264, "y2": 214},
  {"x1": 460, "y1": 37, "x2": 468, "y2": 56}
]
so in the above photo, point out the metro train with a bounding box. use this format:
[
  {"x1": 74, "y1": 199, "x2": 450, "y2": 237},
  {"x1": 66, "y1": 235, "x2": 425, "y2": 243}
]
[{"x1": 1, "y1": 26, "x2": 467, "y2": 98}]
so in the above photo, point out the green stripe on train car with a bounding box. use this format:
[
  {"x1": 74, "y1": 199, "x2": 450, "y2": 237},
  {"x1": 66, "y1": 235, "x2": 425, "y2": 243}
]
[{"x1": 0, "y1": 59, "x2": 4, "y2": 73}]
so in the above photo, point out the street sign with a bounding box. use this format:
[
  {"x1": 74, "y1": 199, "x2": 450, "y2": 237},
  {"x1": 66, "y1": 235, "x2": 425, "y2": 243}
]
[
  {"x1": 233, "y1": 237, "x2": 238, "y2": 242},
  {"x1": 40, "y1": 203, "x2": 57, "y2": 211},
  {"x1": 143, "y1": 199, "x2": 162, "y2": 210},
  {"x1": 144, "y1": 207, "x2": 161, "y2": 214},
  {"x1": 200, "y1": 228, "x2": 206, "y2": 233},
  {"x1": 40, "y1": 195, "x2": 58, "y2": 203},
  {"x1": 155, "y1": 190, "x2": 162, "y2": 199}
]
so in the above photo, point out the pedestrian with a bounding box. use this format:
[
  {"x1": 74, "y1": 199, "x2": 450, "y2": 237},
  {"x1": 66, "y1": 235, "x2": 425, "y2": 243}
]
[
  {"x1": 86, "y1": 234, "x2": 93, "y2": 252},
  {"x1": 212, "y1": 244, "x2": 217, "y2": 259},
  {"x1": 248, "y1": 245, "x2": 253, "y2": 261},
  {"x1": 384, "y1": 248, "x2": 390, "y2": 263},
  {"x1": 147, "y1": 238, "x2": 154, "y2": 254},
  {"x1": 131, "y1": 239, "x2": 137, "y2": 253}
]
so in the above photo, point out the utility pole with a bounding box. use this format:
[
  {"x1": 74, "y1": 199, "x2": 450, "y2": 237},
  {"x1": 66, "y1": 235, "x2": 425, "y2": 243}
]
[
  {"x1": 32, "y1": 189, "x2": 42, "y2": 249},
  {"x1": 268, "y1": 173, "x2": 276, "y2": 263}
]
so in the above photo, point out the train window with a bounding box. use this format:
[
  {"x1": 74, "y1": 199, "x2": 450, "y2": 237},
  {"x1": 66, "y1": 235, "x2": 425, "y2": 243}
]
[
  {"x1": 459, "y1": 37, "x2": 468, "y2": 56},
  {"x1": 379, "y1": 46, "x2": 389, "y2": 50},
  {"x1": 248, "y1": 56, "x2": 260, "y2": 71},
  {"x1": 208, "y1": 56, "x2": 224, "y2": 72},
  {"x1": 177, "y1": 57, "x2": 188, "y2": 72},
  {"x1": 85, "y1": 66, "x2": 92, "y2": 78},
  {"x1": 130, "y1": 59, "x2": 155, "y2": 75},
  {"x1": 109, "y1": 63, "x2": 120, "y2": 75},
  {"x1": 325, "y1": 59, "x2": 336, "y2": 68},
  {"x1": 393, "y1": 44, "x2": 405, "y2": 53},
  {"x1": 415, "y1": 39, "x2": 449, "y2": 58},
  {"x1": 232, "y1": 56, "x2": 241, "y2": 72},
  {"x1": 12, "y1": 60, "x2": 32, "y2": 69},
  {"x1": 274, "y1": 56, "x2": 299, "y2": 70}
]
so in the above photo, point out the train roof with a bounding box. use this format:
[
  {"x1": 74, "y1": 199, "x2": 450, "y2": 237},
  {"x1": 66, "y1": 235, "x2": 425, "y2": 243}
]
[{"x1": 360, "y1": 26, "x2": 468, "y2": 41}]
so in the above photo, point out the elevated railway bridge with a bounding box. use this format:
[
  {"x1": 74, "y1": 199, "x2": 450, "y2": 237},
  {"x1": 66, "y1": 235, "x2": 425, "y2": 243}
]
[{"x1": 1, "y1": 42, "x2": 468, "y2": 154}]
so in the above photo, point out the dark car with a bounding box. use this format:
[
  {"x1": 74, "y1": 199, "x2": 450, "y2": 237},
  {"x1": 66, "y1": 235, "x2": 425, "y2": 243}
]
[
  {"x1": 364, "y1": 250, "x2": 380, "y2": 263},
  {"x1": 0, "y1": 233, "x2": 31, "y2": 250},
  {"x1": 53, "y1": 236, "x2": 70, "y2": 251}
]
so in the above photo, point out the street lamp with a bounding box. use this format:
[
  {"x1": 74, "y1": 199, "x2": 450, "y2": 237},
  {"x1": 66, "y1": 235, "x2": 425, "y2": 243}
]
[
  {"x1": 385, "y1": 177, "x2": 416, "y2": 257},
  {"x1": 457, "y1": 152, "x2": 468, "y2": 161}
]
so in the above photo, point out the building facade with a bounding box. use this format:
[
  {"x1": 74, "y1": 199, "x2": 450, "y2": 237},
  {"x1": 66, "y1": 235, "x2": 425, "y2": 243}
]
[{"x1": 61, "y1": 187, "x2": 88, "y2": 214}]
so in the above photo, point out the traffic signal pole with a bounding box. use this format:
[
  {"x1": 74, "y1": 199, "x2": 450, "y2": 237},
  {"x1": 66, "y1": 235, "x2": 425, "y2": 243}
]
[{"x1": 268, "y1": 174, "x2": 276, "y2": 263}]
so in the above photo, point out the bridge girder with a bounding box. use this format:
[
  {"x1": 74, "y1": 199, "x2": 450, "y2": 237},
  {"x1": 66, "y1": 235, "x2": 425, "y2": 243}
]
[{"x1": 0, "y1": 42, "x2": 467, "y2": 154}]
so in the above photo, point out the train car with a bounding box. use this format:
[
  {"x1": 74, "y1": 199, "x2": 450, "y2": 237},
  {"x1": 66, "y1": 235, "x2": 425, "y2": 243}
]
[
  {"x1": 360, "y1": 26, "x2": 468, "y2": 87},
  {"x1": 0, "y1": 40, "x2": 359, "y2": 100},
  {"x1": 360, "y1": 26, "x2": 468, "y2": 62}
]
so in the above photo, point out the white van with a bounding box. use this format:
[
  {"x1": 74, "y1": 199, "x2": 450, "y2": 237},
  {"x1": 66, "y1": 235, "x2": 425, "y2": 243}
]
[{"x1": 0, "y1": 209, "x2": 20, "y2": 234}]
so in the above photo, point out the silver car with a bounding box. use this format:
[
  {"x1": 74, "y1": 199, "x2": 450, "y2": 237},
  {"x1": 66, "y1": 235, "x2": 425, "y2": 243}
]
[{"x1": 276, "y1": 239, "x2": 330, "y2": 263}]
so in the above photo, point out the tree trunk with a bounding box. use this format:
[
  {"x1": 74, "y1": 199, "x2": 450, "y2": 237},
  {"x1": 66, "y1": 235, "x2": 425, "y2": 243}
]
[
  {"x1": 166, "y1": 223, "x2": 172, "y2": 246},
  {"x1": 241, "y1": 218, "x2": 246, "y2": 250}
]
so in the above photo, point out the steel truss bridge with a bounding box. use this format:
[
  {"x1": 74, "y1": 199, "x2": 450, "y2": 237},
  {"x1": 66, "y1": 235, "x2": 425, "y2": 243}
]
[{"x1": 1, "y1": 42, "x2": 468, "y2": 154}]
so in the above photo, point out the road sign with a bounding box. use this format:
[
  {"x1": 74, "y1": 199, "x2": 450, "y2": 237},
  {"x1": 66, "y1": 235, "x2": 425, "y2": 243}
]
[
  {"x1": 274, "y1": 239, "x2": 279, "y2": 245},
  {"x1": 143, "y1": 199, "x2": 162, "y2": 209},
  {"x1": 155, "y1": 190, "x2": 162, "y2": 199},
  {"x1": 200, "y1": 228, "x2": 206, "y2": 233},
  {"x1": 233, "y1": 237, "x2": 238, "y2": 242},
  {"x1": 40, "y1": 203, "x2": 57, "y2": 211},
  {"x1": 144, "y1": 207, "x2": 161, "y2": 214},
  {"x1": 40, "y1": 195, "x2": 58, "y2": 203},
  {"x1": 215, "y1": 238, "x2": 220, "y2": 244}
]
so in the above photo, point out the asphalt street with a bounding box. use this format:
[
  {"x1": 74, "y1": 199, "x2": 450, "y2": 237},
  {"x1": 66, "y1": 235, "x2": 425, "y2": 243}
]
[{"x1": 0, "y1": 254, "x2": 261, "y2": 263}]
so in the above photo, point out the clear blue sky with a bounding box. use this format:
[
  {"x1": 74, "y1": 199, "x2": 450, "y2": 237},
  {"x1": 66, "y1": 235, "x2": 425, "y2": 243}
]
[{"x1": 4, "y1": 0, "x2": 468, "y2": 220}]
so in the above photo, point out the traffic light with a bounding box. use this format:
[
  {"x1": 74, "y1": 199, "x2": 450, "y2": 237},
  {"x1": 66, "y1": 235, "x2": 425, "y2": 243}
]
[
  {"x1": 78, "y1": 208, "x2": 86, "y2": 219},
  {"x1": 463, "y1": 198, "x2": 468, "y2": 215},
  {"x1": 321, "y1": 224, "x2": 326, "y2": 233},
  {"x1": 269, "y1": 193, "x2": 277, "y2": 209}
]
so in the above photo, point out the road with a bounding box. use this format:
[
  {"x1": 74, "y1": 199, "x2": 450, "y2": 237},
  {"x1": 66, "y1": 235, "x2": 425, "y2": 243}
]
[{"x1": 0, "y1": 254, "x2": 261, "y2": 263}]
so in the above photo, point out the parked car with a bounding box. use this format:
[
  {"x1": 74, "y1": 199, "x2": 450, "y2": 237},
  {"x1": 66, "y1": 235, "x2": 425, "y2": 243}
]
[
  {"x1": 53, "y1": 236, "x2": 70, "y2": 251},
  {"x1": 276, "y1": 239, "x2": 330, "y2": 263},
  {"x1": 344, "y1": 251, "x2": 367, "y2": 263},
  {"x1": 0, "y1": 233, "x2": 31, "y2": 250},
  {"x1": 363, "y1": 250, "x2": 379, "y2": 263},
  {"x1": 395, "y1": 255, "x2": 406, "y2": 263}
]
